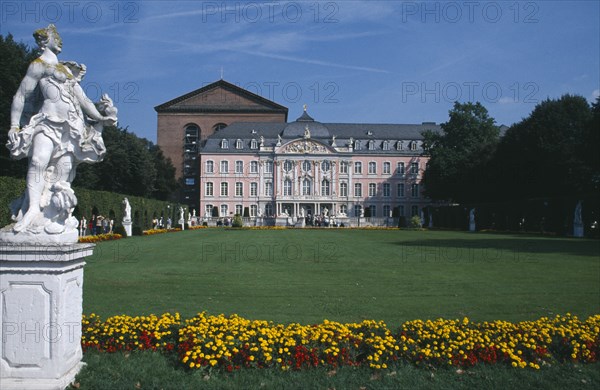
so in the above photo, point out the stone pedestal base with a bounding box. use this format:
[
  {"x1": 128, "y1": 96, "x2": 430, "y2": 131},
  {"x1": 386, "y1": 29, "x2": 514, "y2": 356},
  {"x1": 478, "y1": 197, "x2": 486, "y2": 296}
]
[
  {"x1": 0, "y1": 243, "x2": 93, "y2": 390},
  {"x1": 122, "y1": 221, "x2": 132, "y2": 237}
]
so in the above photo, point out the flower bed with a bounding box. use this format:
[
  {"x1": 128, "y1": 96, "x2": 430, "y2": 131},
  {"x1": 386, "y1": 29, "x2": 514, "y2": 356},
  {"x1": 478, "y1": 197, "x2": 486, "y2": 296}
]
[
  {"x1": 78, "y1": 233, "x2": 123, "y2": 243},
  {"x1": 142, "y1": 228, "x2": 181, "y2": 235},
  {"x1": 81, "y1": 313, "x2": 599, "y2": 371}
]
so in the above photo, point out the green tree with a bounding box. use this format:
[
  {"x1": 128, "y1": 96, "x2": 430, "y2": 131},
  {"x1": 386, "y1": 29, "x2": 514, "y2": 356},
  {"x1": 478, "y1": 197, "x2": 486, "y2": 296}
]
[
  {"x1": 0, "y1": 34, "x2": 37, "y2": 177},
  {"x1": 492, "y1": 95, "x2": 594, "y2": 200},
  {"x1": 422, "y1": 102, "x2": 500, "y2": 202}
]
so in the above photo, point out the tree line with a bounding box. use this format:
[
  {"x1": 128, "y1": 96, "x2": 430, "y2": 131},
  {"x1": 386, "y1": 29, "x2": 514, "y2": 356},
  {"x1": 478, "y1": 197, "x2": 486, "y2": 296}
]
[
  {"x1": 422, "y1": 96, "x2": 599, "y2": 205},
  {"x1": 0, "y1": 33, "x2": 179, "y2": 200}
]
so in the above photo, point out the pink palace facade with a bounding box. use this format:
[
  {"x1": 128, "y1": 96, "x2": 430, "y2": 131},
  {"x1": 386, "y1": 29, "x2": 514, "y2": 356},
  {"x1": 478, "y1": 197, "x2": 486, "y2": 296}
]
[{"x1": 199, "y1": 107, "x2": 441, "y2": 226}]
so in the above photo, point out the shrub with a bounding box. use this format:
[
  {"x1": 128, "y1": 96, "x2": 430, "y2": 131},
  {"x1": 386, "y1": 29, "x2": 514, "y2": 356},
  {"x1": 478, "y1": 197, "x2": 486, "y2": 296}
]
[
  {"x1": 410, "y1": 215, "x2": 422, "y2": 228},
  {"x1": 232, "y1": 214, "x2": 243, "y2": 228}
]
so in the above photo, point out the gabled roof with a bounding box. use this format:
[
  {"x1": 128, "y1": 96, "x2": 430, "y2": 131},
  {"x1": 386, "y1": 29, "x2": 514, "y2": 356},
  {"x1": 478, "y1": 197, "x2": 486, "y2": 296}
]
[{"x1": 154, "y1": 79, "x2": 288, "y2": 117}]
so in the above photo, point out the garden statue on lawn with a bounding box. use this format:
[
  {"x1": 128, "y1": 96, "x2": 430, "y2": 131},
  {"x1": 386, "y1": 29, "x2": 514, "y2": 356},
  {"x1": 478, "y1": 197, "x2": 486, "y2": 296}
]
[{"x1": 0, "y1": 24, "x2": 117, "y2": 244}]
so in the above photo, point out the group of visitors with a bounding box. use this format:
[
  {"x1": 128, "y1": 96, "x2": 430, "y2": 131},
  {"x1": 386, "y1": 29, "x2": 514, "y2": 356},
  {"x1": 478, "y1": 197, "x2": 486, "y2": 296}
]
[
  {"x1": 79, "y1": 215, "x2": 114, "y2": 237},
  {"x1": 152, "y1": 217, "x2": 173, "y2": 230}
]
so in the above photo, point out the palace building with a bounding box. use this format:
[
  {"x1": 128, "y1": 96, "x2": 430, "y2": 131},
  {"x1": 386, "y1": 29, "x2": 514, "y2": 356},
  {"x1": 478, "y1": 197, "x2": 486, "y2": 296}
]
[{"x1": 156, "y1": 80, "x2": 441, "y2": 226}]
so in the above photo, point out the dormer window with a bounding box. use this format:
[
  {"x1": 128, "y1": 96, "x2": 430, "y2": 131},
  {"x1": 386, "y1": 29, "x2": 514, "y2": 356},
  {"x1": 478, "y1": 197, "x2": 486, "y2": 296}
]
[
  {"x1": 250, "y1": 139, "x2": 258, "y2": 149},
  {"x1": 410, "y1": 141, "x2": 418, "y2": 151},
  {"x1": 368, "y1": 140, "x2": 375, "y2": 150},
  {"x1": 355, "y1": 140, "x2": 361, "y2": 150},
  {"x1": 235, "y1": 139, "x2": 243, "y2": 149},
  {"x1": 221, "y1": 139, "x2": 229, "y2": 149},
  {"x1": 396, "y1": 141, "x2": 403, "y2": 150},
  {"x1": 383, "y1": 140, "x2": 390, "y2": 151}
]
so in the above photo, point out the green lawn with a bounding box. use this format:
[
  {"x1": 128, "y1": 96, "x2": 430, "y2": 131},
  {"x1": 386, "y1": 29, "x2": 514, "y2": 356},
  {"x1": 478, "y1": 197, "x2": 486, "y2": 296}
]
[
  {"x1": 77, "y1": 229, "x2": 600, "y2": 389},
  {"x1": 83, "y1": 229, "x2": 600, "y2": 324}
]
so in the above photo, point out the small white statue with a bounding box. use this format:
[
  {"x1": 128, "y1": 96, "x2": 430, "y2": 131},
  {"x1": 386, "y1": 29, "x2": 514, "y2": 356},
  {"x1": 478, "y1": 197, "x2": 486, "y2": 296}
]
[
  {"x1": 299, "y1": 207, "x2": 305, "y2": 217},
  {"x1": 123, "y1": 198, "x2": 132, "y2": 222},
  {"x1": 323, "y1": 207, "x2": 329, "y2": 217}
]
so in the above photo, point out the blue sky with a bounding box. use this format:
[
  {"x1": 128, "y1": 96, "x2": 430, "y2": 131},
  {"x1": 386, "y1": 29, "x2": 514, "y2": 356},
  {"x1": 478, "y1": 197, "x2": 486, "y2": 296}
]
[{"x1": 1, "y1": 1, "x2": 598, "y2": 142}]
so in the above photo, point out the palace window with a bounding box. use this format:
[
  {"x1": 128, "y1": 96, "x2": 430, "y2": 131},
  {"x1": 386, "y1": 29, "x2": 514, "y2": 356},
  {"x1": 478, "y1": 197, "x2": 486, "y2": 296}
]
[
  {"x1": 250, "y1": 161, "x2": 258, "y2": 174},
  {"x1": 235, "y1": 160, "x2": 243, "y2": 174},
  {"x1": 354, "y1": 162, "x2": 362, "y2": 174},
  {"x1": 410, "y1": 162, "x2": 419, "y2": 174},
  {"x1": 354, "y1": 183, "x2": 362, "y2": 197},
  {"x1": 397, "y1": 162, "x2": 405, "y2": 175},
  {"x1": 321, "y1": 179, "x2": 331, "y2": 196},
  {"x1": 321, "y1": 160, "x2": 331, "y2": 172},
  {"x1": 383, "y1": 205, "x2": 391, "y2": 217},
  {"x1": 235, "y1": 204, "x2": 243, "y2": 215},
  {"x1": 220, "y1": 182, "x2": 228, "y2": 196},
  {"x1": 340, "y1": 161, "x2": 348, "y2": 174},
  {"x1": 383, "y1": 162, "x2": 391, "y2": 174},
  {"x1": 411, "y1": 183, "x2": 419, "y2": 198},
  {"x1": 368, "y1": 183, "x2": 376, "y2": 197},
  {"x1": 214, "y1": 123, "x2": 227, "y2": 132},
  {"x1": 355, "y1": 140, "x2": 361, "y2": 150},
  {"x1": 221, "y1": 139, "x2": 229, "y2": 149},
  {"x1": 368, "y1": 140, "x2": 375, "y2": 150},
  {"x1": 340, "y1": 204, "x2": 347, "y2": 215},
  {"x1": 411, "y1": 205, "x2": 419, "y2": 217},
  {"x1": 302, "y1": 179, "x2": 312, "y2": 196},
  {"x1": 265, "y1": 203, "x2": 274, "y2": 217},
  {"x1": 340, "y1": 182, "x2": 348, "y2": 197},
  {"x1": 383, "y1": 183, "x2": 391, "y2": 197},
  {"x1": 283, "y1": 160, "x2": 293, "y2": 172},
  {"x1": 205, "y1": 160, "x2": 214, "y2": 173},
  {"x1": 368, "y1": 162, "x2": 376, "y2": 174},
  {"x1": 250, "y1": 205, "x2": 257, "y2": 217},
  {"x1": 205, "y1": 204, "x2": 213, "y2": 217},
  {"x1": 235, "y1": 139, "x2": 243, "y2": 149},
  {"x1": 220, "y1": 204, "x2": 228, "y2": 217},
  {"x1": 398, "y1": 205, "x2": 405, "y2": 217},
  {"x1": 396, "y1": 141, "x2": 403, "y2": 150},
  {"x1": 205, "y1": 182, "x2": 213, "y2": 196},
  {"x1": 354, "y1": 205, "x2": 362, "y2": 217},
  {"x1": 250, "y1": 182, "x2": 258, "y2": 197},
  {"x1": 369, "y1": 205, "x2": 376, "y2": 217},
  {"x1": 235, "y1": 182, "x2": 243, "y2": 197},
  {"x1": 397, "y1": 183, "x2": 405, "y2": 197},
  {"x1": 250, "y1": 139, "x2": 258, "y2": 149},
  {"x1": 383, "y1": 140, "x2": 390, "y2": 151},
  {"x1": 302, "y1": 160, "x2": 312, "y2": 172},
  {"x1": 220, "y1": 160, "x2": 228, "y2": 174},
  {"x1": 265, "y1": 181, "x2": 273, "y2": 196},
  {"x1": 264, "y1": 161, "x2": 273, "y2": 174},
  {"x1": 284, "y1": 179, "x2": 292, "y2": 196},
  {"x1": 410, "y1": 141, "x2": 418, "y2": 151}
]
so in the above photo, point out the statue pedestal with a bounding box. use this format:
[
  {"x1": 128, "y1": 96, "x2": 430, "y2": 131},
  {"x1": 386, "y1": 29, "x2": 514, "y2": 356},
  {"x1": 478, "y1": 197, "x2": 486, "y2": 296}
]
[
  {"x1": 122, "y1": 220, "x2": 132, "y2": 237},
  {"x1": 0, "y1": 243, "x2": 94, "y2": 390},
  {"x1": 469, "y1": 222, "x2": 476, "y2": 232},
  {"x1": 574, "y1": 224, "x2": 584, "y2": 238}
]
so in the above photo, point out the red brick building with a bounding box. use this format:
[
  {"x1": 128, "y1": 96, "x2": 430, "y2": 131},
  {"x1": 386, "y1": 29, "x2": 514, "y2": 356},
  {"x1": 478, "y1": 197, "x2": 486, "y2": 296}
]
[{"x1": 155, "y1": 80, "x2": 288, "y2": 210}]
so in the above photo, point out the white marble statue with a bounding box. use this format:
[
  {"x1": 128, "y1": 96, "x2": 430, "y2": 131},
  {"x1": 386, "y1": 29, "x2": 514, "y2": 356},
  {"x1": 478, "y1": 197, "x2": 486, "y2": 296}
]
[
  {"x1": 179, "y1": 207, "x2": 185, "y2": 223},
  {"x1": 299, "y1": 207, "x2": 305, "y2": 217},
  {"x1": 257, "y1": 207, "x2": 263, "y2": 218},
  {"x1": 323, "y1": 207, "x2": 329, "y2": 217},
  {"x1": 123, "y1": 198, "x2": 132, "y2": 222},
  {"x1": 573, "y1": 201, "x2": 583, "y2": 237},
  {"x1": 469, "y1": 208, "x2": 476, "y2": 232},
  {"x1": 1, "y1": 24, "x2": 117, "y2": 244}
]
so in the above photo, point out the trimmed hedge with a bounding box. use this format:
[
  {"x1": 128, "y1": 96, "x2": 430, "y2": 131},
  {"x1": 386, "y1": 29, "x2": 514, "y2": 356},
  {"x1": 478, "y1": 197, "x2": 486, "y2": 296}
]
[{"x1": 0, "y1": 176, "x2": 181, "y2": 231}]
